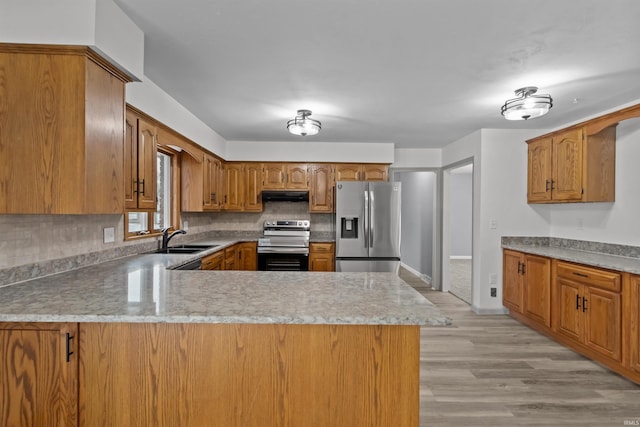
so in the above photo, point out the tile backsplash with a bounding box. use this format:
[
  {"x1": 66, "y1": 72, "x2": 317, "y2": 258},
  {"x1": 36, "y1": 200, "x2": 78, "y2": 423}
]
[{"x1": 0, "y1": 202, "x2": 334, "y2": 270}]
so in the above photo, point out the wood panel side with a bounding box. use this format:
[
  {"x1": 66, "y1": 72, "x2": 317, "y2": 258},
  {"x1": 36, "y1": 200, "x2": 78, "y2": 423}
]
[
  {"x1": 0, "y1": 52, "x2": 84, "y2": 213},
  {"x1": 583, "y1": 125, "x2": 616, "y2": 202},
  {"x1": 629, "y1": 274, "x2": 640, "y2": 373},
  {"x1": 84, "y1": 58, "x2": 125, "y2": 213},
  {"x1": 79, "y1": 323, "x2": 419, "y2": 427}
]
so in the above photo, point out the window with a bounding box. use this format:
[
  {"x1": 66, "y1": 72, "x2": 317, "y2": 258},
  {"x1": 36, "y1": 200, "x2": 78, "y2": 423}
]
[{"x1": 126, "y1": 147, "x2": 180, "y2": 238}]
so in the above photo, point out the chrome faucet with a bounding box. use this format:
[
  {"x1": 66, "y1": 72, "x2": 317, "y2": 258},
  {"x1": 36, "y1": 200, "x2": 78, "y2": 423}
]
[{"x1": 161, "y1": 228, "x2": 187, "y2": 251}]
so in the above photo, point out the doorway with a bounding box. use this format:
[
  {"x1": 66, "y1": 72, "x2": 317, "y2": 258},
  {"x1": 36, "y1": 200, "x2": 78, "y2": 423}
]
[{"x1": 442, "y1": 162, "x2": 473, "y2": 304}]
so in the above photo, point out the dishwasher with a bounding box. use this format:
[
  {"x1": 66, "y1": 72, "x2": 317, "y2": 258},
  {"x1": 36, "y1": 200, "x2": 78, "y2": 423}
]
[{"x1": 172, "y1": 258, "x2": 202, "y2": 270}]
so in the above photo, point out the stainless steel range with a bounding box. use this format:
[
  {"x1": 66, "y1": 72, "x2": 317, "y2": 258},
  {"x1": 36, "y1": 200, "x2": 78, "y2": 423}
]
[{"x1": 257, "y1": 220, "x2": 310, "y2": 271}]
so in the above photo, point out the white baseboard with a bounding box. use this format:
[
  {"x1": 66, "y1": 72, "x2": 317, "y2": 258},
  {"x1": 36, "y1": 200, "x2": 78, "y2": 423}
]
[
  {"x1": 400, "y1": 262, "x2": 432, "y2": 285},
  {"x1": 471, "y1": 305, "x2": 509, "y2": 315}
]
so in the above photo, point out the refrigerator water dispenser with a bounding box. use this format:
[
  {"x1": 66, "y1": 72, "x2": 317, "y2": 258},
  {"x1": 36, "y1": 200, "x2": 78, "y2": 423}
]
[{"x1": 340, "y1": 217, "x2": 358, "y2": 239}]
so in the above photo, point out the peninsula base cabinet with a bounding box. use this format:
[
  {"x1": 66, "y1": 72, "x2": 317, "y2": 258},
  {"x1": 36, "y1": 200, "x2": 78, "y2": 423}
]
[
  {"x1": 503, "y1": 250, "x2": 640, "y2": 385},
  {"x1": 0, "y1": 322, "x2": 78, "y2": 427},
  {"x1": 79, "y1": 323, "x2": 419, "y2": 427}
]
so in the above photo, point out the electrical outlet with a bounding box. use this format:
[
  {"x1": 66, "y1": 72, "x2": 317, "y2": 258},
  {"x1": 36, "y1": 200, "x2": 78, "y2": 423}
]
[
  {"x1": 490, "y1": 219, "x2": 497, "y2": 230},
  {"x1": 490, "y1": 287, "x2": 497, "y2": 297},
  {"x1": 103, "y1": 227, "x2": 115, "y2": 243},
  {"x1": 183, "y1": 221, "x2": 189, "y2": 231},
  {"x1": 490, "y1": 273, "x2": 497, "y2": 284}
]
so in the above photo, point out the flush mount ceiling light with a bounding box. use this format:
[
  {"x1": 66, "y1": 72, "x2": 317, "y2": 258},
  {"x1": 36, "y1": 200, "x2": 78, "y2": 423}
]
[
  {"x1": 501, "y1": 86, "x2": 553, "y2": 120},
  {"x1": 287, "y1": 109, "x2": 321, "y2": 136}
]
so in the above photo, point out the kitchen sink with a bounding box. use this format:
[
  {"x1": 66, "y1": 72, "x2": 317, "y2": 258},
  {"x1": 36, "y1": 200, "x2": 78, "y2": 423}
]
[{"x1": 146, "y1": 244, "x2": 219, "y2": 254}]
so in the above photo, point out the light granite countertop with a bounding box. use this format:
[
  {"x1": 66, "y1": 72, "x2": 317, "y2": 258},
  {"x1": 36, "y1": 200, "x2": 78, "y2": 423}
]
[
  {"x1": 0, "y1": 238, "x2": 448, "y2": 326},
  {"x1": 502, "y1": 241, "x2": 640, "y2": 275}
]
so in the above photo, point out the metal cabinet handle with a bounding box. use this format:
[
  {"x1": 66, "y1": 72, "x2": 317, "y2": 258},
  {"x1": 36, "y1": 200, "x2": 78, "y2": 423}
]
[
  {"x1": 582, "y1": 296, "x2": 588, "y2": 312},
  {"x1": 576, "y1": 294, "x2": 581, "y2": 310}
]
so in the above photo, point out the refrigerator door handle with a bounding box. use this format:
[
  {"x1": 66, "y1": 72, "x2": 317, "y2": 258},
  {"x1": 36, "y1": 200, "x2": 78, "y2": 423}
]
[
  {"x1": 369, "y1": 189, "x2": 374, "y2": 248},
  {"x1": 363, "y1": 190, "x2": 369, "y2": 248}
]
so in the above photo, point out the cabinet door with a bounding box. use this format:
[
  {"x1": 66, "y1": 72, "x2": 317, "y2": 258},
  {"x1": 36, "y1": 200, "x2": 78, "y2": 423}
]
[
  {"x1": 124, "y1": 112, "x2": 139, "y2": 209},
  {"x1": 630, "y1": 275, "x2": 640, "y2": 373},
  {"x1": 136, "y1": 118, "x2": 158, "y2": 210},
  {"x1": 335, "y1": 164, "x2": 362, "y2": 181},
  {"x1": 523, "y1": 255, "x2": 551, "y2": 327},
  {"x1": 213, "y1": 157, "x2": 224, "y2": 210},
  {"x1": 361, "y1": 164, "x2": 388, "y2": 181},
  {"x1": 527, "y1": 138, "x2": 552, "y2": 202},
  {"x1": 502, "y1": 250, "x2": 524, "y2": 313},
  {"x1": 552, "y1": 128, "x2": 583, "y2": 201},
  {"x1": 238, "y1": 242, "x2": 257, "y2": 271},
  {"x1": 584, "y1": 286, "x2": 621, "y2": 361},
  {"x1": 224, "y1": 164, "x2": 243, "y2": 211},
  {"x1": 309, "y1": 243, "x2": 335, "y2": 271},
  {"x1": 225, "y1": 245, "x2": 238, "y2": 270},
  {"x1": 309, "y1": 164, "x2": 334, "y2": 213},
  {"x1": 286, "y1": 164, "x2": 309, "y2": 189},
  {"x1": 202, "y1": 154, "x2": 215, "y2": 211},
  {"x1": 262, "y1": 163, "x2": 287, "y2": 189},
  {"x1": 555, "y1": 278, "x2": 583, "y2": 342},
  {"x1": 0, "y1": 322, "x2": 78, "y2": 427},
  {"x1": 244, "y1": 163, "x2": 263, "y2": 212},
  {"x1": 202, "y1": 251, "x2": 224, "y2": 270}
]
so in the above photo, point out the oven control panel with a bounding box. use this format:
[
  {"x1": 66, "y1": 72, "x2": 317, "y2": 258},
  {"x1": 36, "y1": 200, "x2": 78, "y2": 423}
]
[{"x1": 263, "y1": 220, "x2": 310, "y2": 229}]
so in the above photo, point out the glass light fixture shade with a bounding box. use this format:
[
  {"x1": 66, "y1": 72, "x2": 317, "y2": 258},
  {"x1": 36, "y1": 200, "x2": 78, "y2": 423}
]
[
  {"x1": 287, "y1": 109, "x2": 321, "y2": 136},
  {"x1": 501, "y1": 87, "x2": 553, "y2": 120}
]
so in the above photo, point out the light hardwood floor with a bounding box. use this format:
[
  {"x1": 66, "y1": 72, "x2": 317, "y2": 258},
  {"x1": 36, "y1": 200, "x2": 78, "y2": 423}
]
[{"x1": 399, "y1": 268, "x2": 640, "y2": 427}]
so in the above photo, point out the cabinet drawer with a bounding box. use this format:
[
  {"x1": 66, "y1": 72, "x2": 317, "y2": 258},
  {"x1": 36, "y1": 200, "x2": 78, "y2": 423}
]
[
  {"x1": 202, "y1": 252, "x2": 224, "y2": 269},
  {"x1": 310, "y1": 243, "x2": 334, "y2": 253},
  {"x1": 556, "y1": 261, "x2": 621, "y2": 292}
]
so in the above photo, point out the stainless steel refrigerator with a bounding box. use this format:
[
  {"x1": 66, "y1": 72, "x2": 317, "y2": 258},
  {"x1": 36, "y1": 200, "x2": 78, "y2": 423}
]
[{"x1": 335, "y1": 181, "x2": 401, "y2": 273}]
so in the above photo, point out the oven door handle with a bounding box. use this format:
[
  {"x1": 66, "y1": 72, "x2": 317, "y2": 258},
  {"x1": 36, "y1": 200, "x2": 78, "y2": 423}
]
[{"x1": 257, "y1": 247, "x2": 309, "y2": 255}]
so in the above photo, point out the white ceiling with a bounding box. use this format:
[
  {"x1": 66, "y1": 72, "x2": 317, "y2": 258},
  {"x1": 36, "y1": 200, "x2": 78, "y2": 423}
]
[{"x1": 113, "y1": 0, "x2": 640, "y2": 149}]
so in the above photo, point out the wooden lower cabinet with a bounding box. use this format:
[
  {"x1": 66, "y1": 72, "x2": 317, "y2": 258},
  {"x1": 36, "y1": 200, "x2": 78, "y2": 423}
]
[
  {"x1": 79, "y1": 323, "x2": 419, "y2": 427},
  {"x1": 553, "y1": 261, "x2": 622, "y2": 362},
  {"x1": 309, "y1": 242, "x2": 335, "y2": 271},
  {"x1": 503, "y1": 251, "x2": 640, "y2": 384},
  {"x1": 630, "y1": 274, "x2": 640, "y2": 374},
  {"x1": 502, "y1": 250, "x2": 550, "y2": 327},
  {"x1": 201, "y1": 251, "x2": 224, "y2": 270},
  {"x1": 0, "y1": 322, "x2": 78, "y2": 427},
  {"x1": 237, "y1": 242, "x2": 257, "y2": 271}
]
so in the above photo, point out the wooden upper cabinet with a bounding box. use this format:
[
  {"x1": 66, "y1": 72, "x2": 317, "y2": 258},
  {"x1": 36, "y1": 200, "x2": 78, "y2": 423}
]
[
  {"x1": 552, "y1": 128, "x2": 583, "y2": 201},
  {"x1": 262, "y1": 163, "x2": 308, "y2": 190},
  {"x1": 126, "y1": 116, "x2": 158, "y2": 210},
  {"x1": 0, "y1": 322, "x2": 78, "y2": 427},
  {"x1": 335, "y1": 164, "x2": 388, "y2": 181},
  {"x1": 362, "y1": 164, "x2": 389, "y2": 181},
  {"x1": 309, "y1": 164, "x2": 334, "y2": 213},
  {"x1": 0, "y1": 45, "x2": 130, "y2": 214},
  {"x1": 334, "y1": 164, "x2": 361, "y2": 181},
  {"x1": 527, "y1": 137, "x2": 553, "y2": 202},
  {"x1": 224, "y1": 163, "x2": 244, "y2": 211},
  {"x1": 527, "y1": 125, "x2": 615, "y2": 203},
  {"x1": 244, "y1": 163, "x2": 263, "y2": 212}
]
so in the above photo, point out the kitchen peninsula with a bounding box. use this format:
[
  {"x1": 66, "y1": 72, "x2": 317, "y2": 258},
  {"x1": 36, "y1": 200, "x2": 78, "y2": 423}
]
[{"x1": 0, "y1": 251, "x2": 448, "y2": 427}]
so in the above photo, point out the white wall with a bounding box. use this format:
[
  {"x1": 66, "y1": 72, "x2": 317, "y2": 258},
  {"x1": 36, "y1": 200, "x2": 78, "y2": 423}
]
[
  {"x1": 126, "y1": 78, "x2": 228, "y2": 156},
  {"x1": 227, "y1": 141, "x2": 395, "y2": 163},
  {"x1": 392, "y1": 148, "x2": 442, "y2": 169}
]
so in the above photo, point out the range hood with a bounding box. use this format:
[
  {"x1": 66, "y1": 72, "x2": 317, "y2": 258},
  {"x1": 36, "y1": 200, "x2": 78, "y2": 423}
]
[{"x1": 261, "y1": 190, "x2": 309, "y2": 202}]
